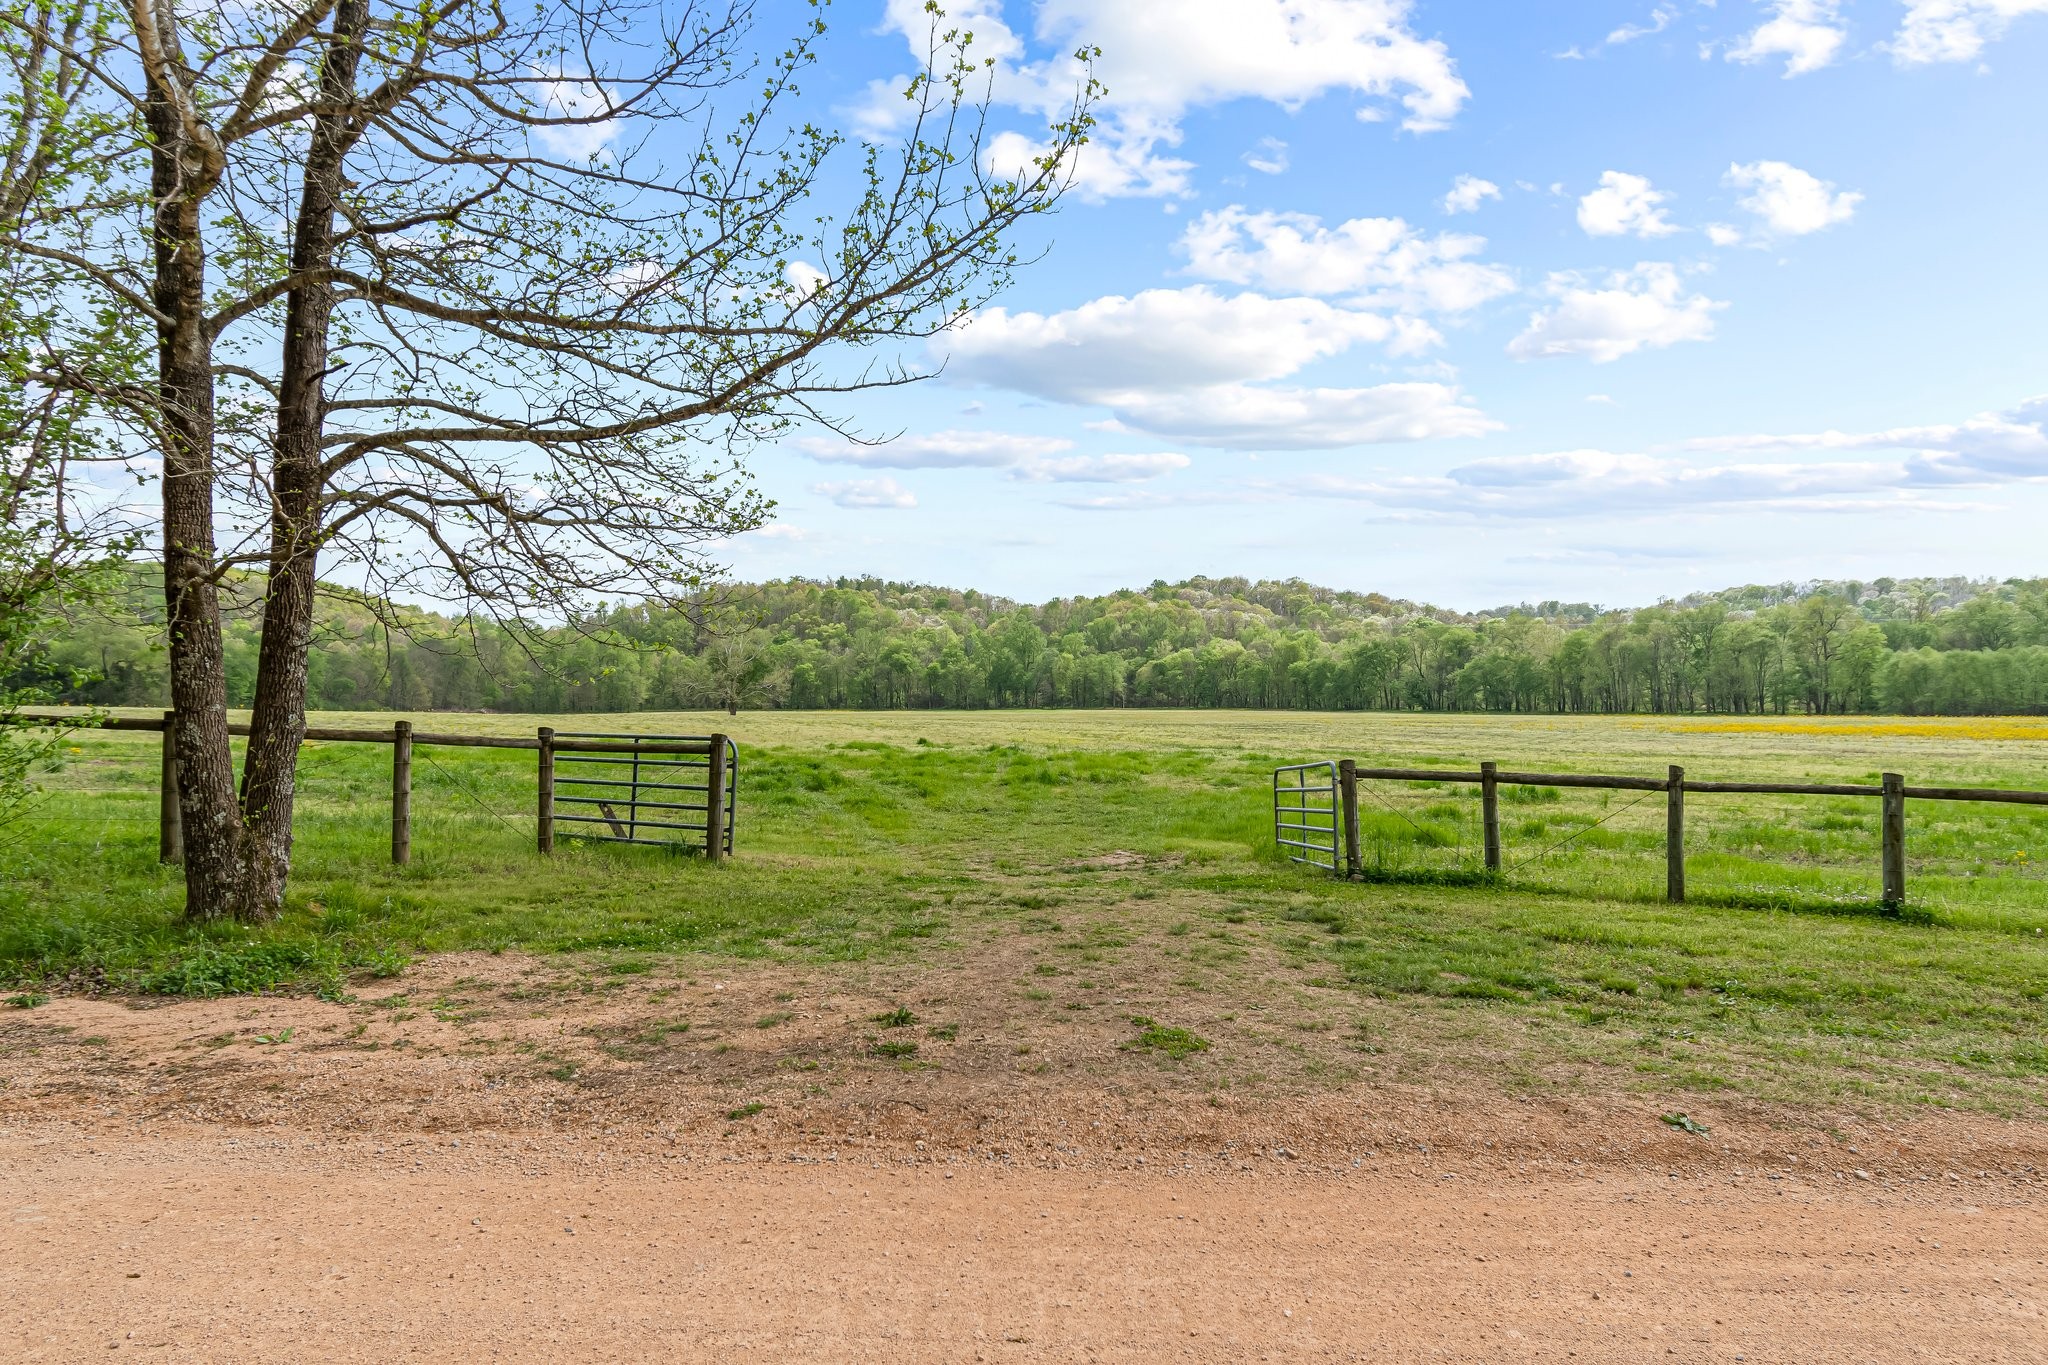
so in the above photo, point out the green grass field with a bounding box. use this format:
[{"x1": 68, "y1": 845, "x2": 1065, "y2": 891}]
[{"x1": 5, "y1": 709, "x2": 2047, "y2": 1112}]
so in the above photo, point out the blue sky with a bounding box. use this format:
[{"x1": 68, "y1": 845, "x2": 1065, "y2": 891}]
[{"x1": 723, "y1": 0, "x2": 2048, "y2": 610}]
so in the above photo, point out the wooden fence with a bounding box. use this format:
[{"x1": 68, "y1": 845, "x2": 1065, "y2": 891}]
[
  {"x1": 20, "y1": 713, "x2": 730, "y2": 865},
  {"x1": 1295, "y1": 758, "x2": 2048, "y2": 904}
]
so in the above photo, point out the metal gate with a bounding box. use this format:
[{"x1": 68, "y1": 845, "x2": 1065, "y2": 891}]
[
  {"x1": 1273, "y1": 760, "x2": 1339, "y2": 871},
  {"x1": 540, "y1": 732, "x2": 735, "y2": 857}
]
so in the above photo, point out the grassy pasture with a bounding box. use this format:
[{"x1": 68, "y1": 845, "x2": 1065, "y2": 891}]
[{"x1": 4, "y1": 708, "x2": 2047, "y2": 1111}]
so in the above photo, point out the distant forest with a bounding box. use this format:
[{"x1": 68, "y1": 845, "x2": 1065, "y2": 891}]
[{"x1": 17, "y1": 568, "x2": 2048, "y2": 716}]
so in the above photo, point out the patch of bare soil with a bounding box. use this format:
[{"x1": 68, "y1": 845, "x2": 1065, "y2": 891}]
[{"x1": 3, "y1": 948, "x2": 2045, "y2": 1361}]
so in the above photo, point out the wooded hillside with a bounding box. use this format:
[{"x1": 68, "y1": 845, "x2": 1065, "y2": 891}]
[{"x1": 18, "y1": 569, "x2": 2048, "y2": 716}]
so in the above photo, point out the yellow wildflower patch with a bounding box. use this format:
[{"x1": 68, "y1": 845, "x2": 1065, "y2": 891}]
[{"x1": 1672, "y1": 718, "x2": 2048, "y2": 741}]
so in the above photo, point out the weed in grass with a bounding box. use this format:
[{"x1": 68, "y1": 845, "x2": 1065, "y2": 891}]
[
  {"x1": 252, "y1": 1027, "x2": 295, "y2": 1045},
  {"x1": 1124, "y1": 1015, "x2": 1211, "y2": 1060},
  {"x1": 871, "y1": 1007, "x2": 917, "y2": 1028},
  {"x1": 868, "y1": 1040, "x2": 919, "y2": 1059},
  {"x1": 1661, "y1": 1112, "x2": 1712, "y2": 1136},
  {"x1": 754, "y1": 1012, "x2": 795, "y2": 1029},
  {"x1": 928, "y1": 1023, "x2": 959, "y2": 1041},
  {"x1": 4, "y1": 993, "x2": 49, "y2": 1008},
  {"x1": 726, "y1": 1103, "x2": 765, "y2": 1121}
]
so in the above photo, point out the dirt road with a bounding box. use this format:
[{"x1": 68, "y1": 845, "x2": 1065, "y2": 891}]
[
  {"x1": 3, "y1": 954, "x2": 2044, "y2": 1361},
  {"x1": 6, "y1": 1128, "x2": 2045, "y2": 1363}
]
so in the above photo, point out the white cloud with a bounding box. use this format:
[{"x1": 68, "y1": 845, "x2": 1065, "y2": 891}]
[
  {"x1": 800, "y1": 430, "x2": 1072, "y2": 469},
  {"x1": 1298, "y1": 450, "x2": 1951, "y2": 520},
  {"x1": 1679, "y1": 395, "x2": 2048, "y2": 482},
  {"x1": 1243, "y1": 137, "x2": 1289, "y2": 175},
  {"x1": 533, "y1": 75, "x2": 621, "y2": 160},
  {"x1": 1053, "y1": 488, "x2": 1271, "y2": 512},
  {"x1": 1508, "y1": 264, "x2": 1725, "y2": 364},
  {"x1": 1177, "y1": 207, "x2": 1515, "y2": 314},
  {"x1": 1577, "y1": 172, "x2": 1680, "y2": 238},
  {"x1": 1288, "y1": 396, "x2": 2043, "y2": 521},
  {"x1": 1103, "y1": 382, "x2": 1500, "y2": 449},
  {"x1": 941, "y1": 285, "x2": 1503, "y2": 448},
  {"x1": 1317, "y1": 395, "x2": 2048, "y2": 520},
  {"x1": 1442, "y1": 174, "x2": 1502, "y2": 215},
  {"x1": 1586, "y1": 393, "x2": 1619, "y2": 405},
  {"x1": 1726, "y1": 0, "x2": 1848, "y2": 76},
  {"x1": 1705, "y1": 222, "x2": 1747, "y2": 247},
  {"x1": 946, "y1": 286, "x2": 1433, "y2": 400},
  {"x1": 1726, "y1": 160, "x2": 1862, "y2": 235},
  {"x1": 942, "y1": 282, "x2": 1511, "y2": 448},
  {"x1": 1894, "y1": 0, "x2": 2048, "y2": 63},
  {"x1": 1016, "y1": 452, "x2": 1193, "y2": 482},
  {"x1": 983, "y1": 127, "x2": 1196, "y2": 199},
  {"x1": 800, "y1": 430, "x2": 1189, "y2": 484},
  {"x1": 782, "y1": 261, "x2": 830, "y2": 305},
  {"x1": 862, "y1": 0, "x2": 1469, "y2": 200},
  {"x1": 811, "y1": 478, "x2": 917, "y2": 510},
  {"x1": 1608, "y1": 5, "x2": 1679, "y2": 44},
  {"x1": 747, "y1": 524, "x2": 816, "y2": 541}
]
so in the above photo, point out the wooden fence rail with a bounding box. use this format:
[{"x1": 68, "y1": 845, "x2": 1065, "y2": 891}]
[
  {"x1": 10, "y1": 712, "x2": 726, "y2": 865},
  {"x1": 1324, "y1": 759, "x2": 2048, "y2": 906}
]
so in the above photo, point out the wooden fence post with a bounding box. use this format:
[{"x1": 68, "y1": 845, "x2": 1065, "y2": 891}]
[
  {"x1": 1666, "y1": 765, "x2": 1685, "y2": 903},
  {"x1": 391, "y1": 720, "x2": 412, "y2": 866},
  {"x1": 1337, "y1": 759, "x2": 1361, "y2": 879},
  {"x1": 705, "y1": 734, "x2": 729, "y2": 862},
  {"x1": 537, "y1": 726, "x2": 555, "y2": 854},
  {"x1": 158, "y1": 711, "x2": 182, "y2": 865},
  {"x1": 1882, "y1": 771, "x2": 1906, "y2": 905},
  {"x1": 1480, "y1": 761, "x2": 1501, "y2": 873}
]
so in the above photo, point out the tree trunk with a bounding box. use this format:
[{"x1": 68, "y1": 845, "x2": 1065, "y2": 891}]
[
  {"x1": 234, "y1": 0, "x2": 370, "y2": 919},
  {"x1": 143, "y1": 8, "x2": 250, "y2": 920}
]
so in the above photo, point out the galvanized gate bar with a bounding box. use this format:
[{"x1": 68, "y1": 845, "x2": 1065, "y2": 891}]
[
  {"x1": 1273, "y1": 760, "x2": 1340, "y2": 872},
  {"x1": 544, "y1": 733, "x2": 736, "y2": 854}
]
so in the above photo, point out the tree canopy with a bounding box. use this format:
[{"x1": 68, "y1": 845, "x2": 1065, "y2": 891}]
[{"x1": 27, "y1": 569, "x2": 2048, "y2": 717}]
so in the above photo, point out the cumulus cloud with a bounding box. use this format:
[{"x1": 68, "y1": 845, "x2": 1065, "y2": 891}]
[
  {"x1": 859, "y1": 0, "x2": 1469, "y2": 199},
  {"x1": 1726, "y1": 0, "x2": 1848, "y2": 76},
  {"x1": 942, "y1": 285, "x2": 1499, "y2": 448},
  {"x1": 811, "y1": 478, "x2": 917, "y2": 510},
  {"x1": 1705, "y1": 222, "x2": 1746, "y2": 247},
  {"x1": 1177, "y1": 207, "x2": 1514, "y2": 314},
  {"x1": 1508, "y1": 264, "x2": 1725, "y2": 364},
  {"x1": 1442, "y1": 174, "x2": 1503, "y2": 215},
  {"x1": 1577, "y1": 172, "x2": 1679, "y2": 238},
  {"x1": 946, "y1": 287, "x2": 1434, "y2": 399},
  {"x1": 1727, "y1": 160, "x2": 1862, "y2": 235},
  {"x1": 800, "y1": 430, "x2": 1072, "y2": 470},
  {"x1": 1893, "y1": 0, "x2": 2048, "y2": 63},
  {"x1": 1243, "y1": 137, "x2": 1289, "y2": 175}
]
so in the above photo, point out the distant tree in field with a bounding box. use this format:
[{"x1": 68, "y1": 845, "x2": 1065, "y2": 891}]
[{"x1": 4, "y1": 0, "x2": 1097, "y2": 918}]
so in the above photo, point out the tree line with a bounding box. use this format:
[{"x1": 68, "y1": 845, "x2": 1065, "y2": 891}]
[{"x1": 23, "y1": 570, "x2": 2048, "y2": 717}]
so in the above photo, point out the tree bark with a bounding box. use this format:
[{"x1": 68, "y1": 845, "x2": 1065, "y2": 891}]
[
  {"x1": 141, "y1": 0, "x2": 248, "y2": 920},
  {"x1": 235, "y1": 0, "x2": 370, "y2": 918}
]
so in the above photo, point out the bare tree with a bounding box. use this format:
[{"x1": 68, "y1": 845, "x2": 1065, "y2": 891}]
[{"x1": 3, "y1": 0, "x2": 1099, "y2": 919}]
